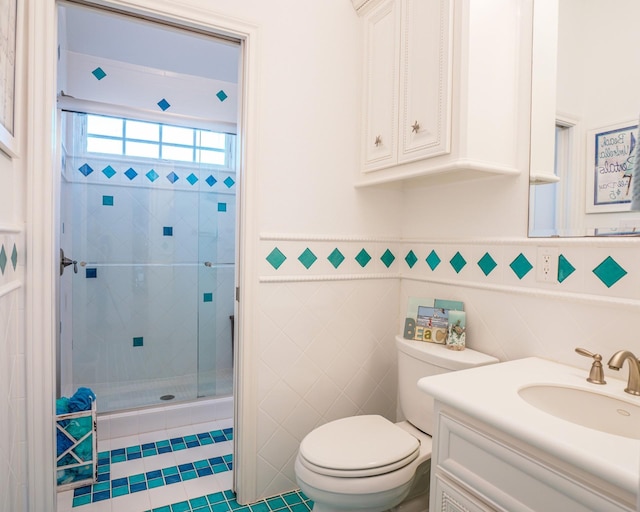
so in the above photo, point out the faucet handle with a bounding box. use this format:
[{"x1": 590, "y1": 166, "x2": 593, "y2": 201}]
[{"x1": 575, "y1": 348, "x2": 606, "y2": 385}]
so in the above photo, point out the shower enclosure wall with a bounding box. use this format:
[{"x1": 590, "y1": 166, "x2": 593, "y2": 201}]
[{"x1": 59, "y1": 111, "x2": 236, "y2": 413}]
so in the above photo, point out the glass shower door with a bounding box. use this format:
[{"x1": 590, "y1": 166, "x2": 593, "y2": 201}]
[{"x1": 59, "y1": 111, "x2": 235, "y2": 413}]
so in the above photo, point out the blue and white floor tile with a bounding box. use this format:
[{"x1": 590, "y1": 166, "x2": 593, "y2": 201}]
[{"x1": 57, "y1": 419, "x2": 313, "y2": 512}]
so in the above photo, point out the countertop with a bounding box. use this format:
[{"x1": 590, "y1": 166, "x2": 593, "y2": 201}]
[{"x1": 418, "y1": 356, "x2": 640, "y2": 497}]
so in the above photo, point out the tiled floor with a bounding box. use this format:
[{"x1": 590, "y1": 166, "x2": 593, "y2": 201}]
[{"x1": 57, "y1": 419, "x2": 313, "y2": 512}]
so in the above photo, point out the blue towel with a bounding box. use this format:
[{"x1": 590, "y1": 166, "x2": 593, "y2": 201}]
[{"x1": 68, "y1": 387, "x2": 96, "y2": 412}]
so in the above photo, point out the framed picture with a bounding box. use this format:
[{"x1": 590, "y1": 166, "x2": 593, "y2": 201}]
[
  {"x1": 586, "y1": 121, "x2": 638, "y2": 213},
  {"x1": 0, "y1": 0, "x2": 18, "y2": 158}
]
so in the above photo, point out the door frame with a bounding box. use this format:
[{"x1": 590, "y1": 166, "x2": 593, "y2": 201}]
[{"x1": 26, "y1": 0, "x2": 260, "y2": 507}]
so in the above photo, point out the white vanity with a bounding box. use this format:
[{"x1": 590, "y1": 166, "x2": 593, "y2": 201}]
[{"x1": 418, "y1": 357, "x2": 639, "y2": 511}]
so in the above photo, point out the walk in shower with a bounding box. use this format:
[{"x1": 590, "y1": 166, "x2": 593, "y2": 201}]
[{"x1": 56, "y1": 3, "x2": 240, "y2": 413}]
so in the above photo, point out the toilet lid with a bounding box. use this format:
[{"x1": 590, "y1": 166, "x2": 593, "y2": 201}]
[{"x1": 298, "y1": 415, "x2": 420, "y2": 477}]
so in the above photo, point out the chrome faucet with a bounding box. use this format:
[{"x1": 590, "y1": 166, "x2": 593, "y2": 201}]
[{"x1": 607, "y1": 350, "x2": 640, "y2": 396}]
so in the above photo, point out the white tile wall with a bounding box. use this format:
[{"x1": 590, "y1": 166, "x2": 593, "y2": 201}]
[
  {"x1": 255, "y1": 278, "x2": 399, "y2": 497},
  {"x1": 0, "y1": 274, "x2": 26, "y2": 512}
]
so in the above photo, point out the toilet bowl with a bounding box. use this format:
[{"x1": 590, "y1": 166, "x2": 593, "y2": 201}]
[
  {"x1": 294, "y1": 336, "x2": 498, "y2": 511},
  {"x1": 295, "y1": 416, "x2": 432, "y2": 512}
]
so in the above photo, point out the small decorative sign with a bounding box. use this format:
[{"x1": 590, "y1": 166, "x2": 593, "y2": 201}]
[{"x1": 587, "y1": 121, "x2": 638, "y2": 212}]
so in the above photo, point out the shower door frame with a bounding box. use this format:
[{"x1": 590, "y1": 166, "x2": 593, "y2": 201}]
[{"x1": 28, "y1": 0, "x2": 261, "y2": 507}]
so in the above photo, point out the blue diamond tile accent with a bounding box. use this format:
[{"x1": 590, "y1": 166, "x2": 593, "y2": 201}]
[
  {"x1": 86, "y1": 268, "x2": 97, "y2": 279},
  {"x1": 405, "y1": 250, "x2": 418, "y2": 269},
  {"x1": 102, "y1": 165, "x2": 116, "y2": 179},
  {"x1": 450, "y1": 252, "x2": 467, "y2": 274},
  {"x1": 206, "y1": 175, "x2": 217, "y2": 187},
  {"x1": 355, "y1": 249, "x2": 372, "y2": 268},
  {"x1": 593, "y1": 256, "x2": 627, "y2": 288},
  {"x1": 216, "y1": 90, "x2": 228, "y2": 102},
  {"x1": 163, "y1": 227, "x2": 173, "y2": 236},
  {"x1": 11, "y1": 244, "x2": 17, "y2": 270},
  {"x1": 217, "y1": 203, "x2": 227, "y2": 212},
  {"x1": 92, "y1": 67, "x2": 106, "y2": 80},
  {"x1": 166, "y1": 172, "x2": 179, "y2": 184},
  {"x1": 157, "y1": 98, "x2": 171, "y2": 111},
  {"x1": 477, "y1": 252, "x2": 497, "y2": 276},
  {"x1": 510, "y1": 253, "x2": 533, "y2": 279},
  {"x1": 298, "y1": 248, "x2": 317, "y2": 269},
  {"x1": 146, "y1": 169, "x2": 159, "y2": 182},
  {"x1": 124, "y1": 167, "x2": 138, "y2": 180},
  {"x1": 203, "y1": 293, "x2": 213, "y2": 302},
  {"x1": 102, "y1": 195, "x2": 113, "y2": 206},
  {"x1": 266, "y1": 247, "x2": 286, "y2": 270},
  {"x1": 224, "y1": 177, "x2": 235, "y2": 188},
  {"x1": 0, "y1": 246, "x2": 6, "y2": 275},
  {"x1": 426, "y1": 250, "x2": 441, "y2": 270},
  {"x1": 558, "y1": 254, "x2": 576, "y2": 283},
  {"x1": 78, "y1": 163, "x2": 94, "y2": 177},
  {"x1": 133, "y1": 337, "x2": 143, "y2": 347},
  {"x1": 327, "y1": 248, "x2": 345, "y2": 269},
  {"x1": 380, "y1": 249, "x2": 395, "y2": 268},
  {"x1": 186, "y1": 173, "x2": 198, "y2": 185}
]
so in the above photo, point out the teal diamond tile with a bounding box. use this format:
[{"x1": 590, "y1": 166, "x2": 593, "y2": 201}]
[
  {"x1": 593, "y1": 256, "x2": 627, "y2": 288},
  {"x1": 157, "y1": 98, "x2": 171, "y2": 111},
  {"x1": 102, "y1": 165, "x2": 116, "y2": 179},
  {"x1": 426, "y1": 250, "x2": 441, "y2": 270},
  {"x1": 355, "y1": 249, "x2": 371, "y2": 268},
  {"x1": 298, "y1": 248, "x2": 317, "y2": 269},
  {"x1": 146, "y1": 169, "x2": 159, "y2": 182},
  {"x1": 380, "y1": 249, "x2": 395, "y2": 268},
  {"x1": 510, "y1": 253, "x2": 533, "y2": 279},
  {"x1": 266, "y1": 247, "x2": 286, "y2": 270},
  {"x1": 92, "y1": 67, "x2": 106, "y2": 80},
  {"x1": 477, "y1": 252, "x2": 497, "y2": 276},
  {"x1": 224, "y1": 177, "x2": 235, "y2": 188},
  {"x1": 327, "y1": 248, "x2": 345, "y2": 269},
  {"x1": 558, "y1": 254, "x2": 576, "y2": 283},
  {"x1": 449, "y1": 252, "x2": 467, "y2": 274},
  {"x1": 0, "y1": 245, "x2": 6, "y2": 275},
  {"x1": 216, "y1": 90, "x2": 228, "y2": 102},
  {"x1": 11, "y1": 244, "x2": 17, "y2": 270},
  {"x1": 405, "y1": 250, "x2": 418, "y2": 269},
  {"x1": 186, "y1": 173, "x2": 198, "y2": 185}
]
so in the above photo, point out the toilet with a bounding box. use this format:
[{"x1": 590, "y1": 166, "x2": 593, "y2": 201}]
[{"x1": 294, "y1": 335, "x2": 498, "y2": 512}]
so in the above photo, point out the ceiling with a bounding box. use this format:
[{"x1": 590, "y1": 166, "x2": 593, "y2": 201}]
[{"x1": 59, "y1": 3, "x2": 240, "y2": 84}]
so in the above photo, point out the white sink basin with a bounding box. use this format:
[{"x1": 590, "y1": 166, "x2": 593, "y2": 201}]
[{"x1": 518, "y1": 385, "x2": 640, "y2": 439}]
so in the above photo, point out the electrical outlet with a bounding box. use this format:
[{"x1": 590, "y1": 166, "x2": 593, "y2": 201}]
[{"x1": 536, "y1": 247, "x2": 559, "y2": 283}]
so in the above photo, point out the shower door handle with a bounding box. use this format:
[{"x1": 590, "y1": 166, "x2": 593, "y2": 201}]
[{"x1": 60, "y1": 249, "x2": 78, "y2": 275}]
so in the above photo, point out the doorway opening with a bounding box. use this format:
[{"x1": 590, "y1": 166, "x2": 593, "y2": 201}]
[{"x1": 56, "y1": 2, "x2": 241, "y2": 414}]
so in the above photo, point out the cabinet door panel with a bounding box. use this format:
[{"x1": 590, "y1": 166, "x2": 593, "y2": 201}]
[
  {"x1": 362, "y1": 0, "x2": 400, "y2": 172},
  {"x1": 398, "y1": 0, "x2": 452, "y2": 164},
  {"x1": 434, "y1": 476, "x2": 497, "y2": 512}
]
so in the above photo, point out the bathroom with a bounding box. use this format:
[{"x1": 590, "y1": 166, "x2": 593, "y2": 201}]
[{"x1": 1, "y1": 0, "x2": 640, "y2": 511}]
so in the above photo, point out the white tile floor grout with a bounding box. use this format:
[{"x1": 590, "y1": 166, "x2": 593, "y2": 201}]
[{"x1": 57, "y1": 418, "x2": 234, "y2": 512}]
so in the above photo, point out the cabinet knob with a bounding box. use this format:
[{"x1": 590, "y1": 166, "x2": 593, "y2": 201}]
[
  {"x1": 411, "y1": 121, "x2": 420, "y2": 133},
  {"x1": 374, "y1": 135, "x2": 382, "y2": 147}
]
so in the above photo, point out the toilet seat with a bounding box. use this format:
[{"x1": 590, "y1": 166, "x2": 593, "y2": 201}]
[{"x1": 298, "y1": 415, "x2": 420, "y2": 478}]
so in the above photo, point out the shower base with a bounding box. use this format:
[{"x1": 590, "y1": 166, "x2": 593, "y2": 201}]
[{"x1": 82, "y1": 368, "x2": 233, "y2": 414}]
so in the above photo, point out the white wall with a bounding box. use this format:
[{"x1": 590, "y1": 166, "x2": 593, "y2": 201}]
[{"x1": 0, "y1": 2, "x2": 27, "y2": 511}]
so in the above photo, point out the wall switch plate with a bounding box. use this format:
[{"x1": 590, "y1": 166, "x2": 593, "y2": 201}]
[{"x1": 536, "y1": 247, "x2": 559, "y2": 283}]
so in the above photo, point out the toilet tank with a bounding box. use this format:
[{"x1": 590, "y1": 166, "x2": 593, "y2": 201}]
[{"x1": 396, "y1": 335, "x2": 498, "y2": 435}]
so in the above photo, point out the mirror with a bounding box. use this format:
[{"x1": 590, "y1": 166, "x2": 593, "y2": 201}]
[{"x1": 529, "y1": 0, "x2": 640, "y2": 237}]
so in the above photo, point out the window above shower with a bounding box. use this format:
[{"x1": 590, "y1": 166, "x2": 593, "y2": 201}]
[{"x1": 84, "y1": 114, "x2": 231, "y2": 166}]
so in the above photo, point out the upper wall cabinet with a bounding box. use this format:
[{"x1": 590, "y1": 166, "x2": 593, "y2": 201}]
[{"x1": 353, "y1": 0, "x2": 530, "y2": 187}]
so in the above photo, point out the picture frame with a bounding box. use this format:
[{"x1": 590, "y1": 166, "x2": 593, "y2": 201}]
[
  {"x1": 0, "y1": 0, "x2": 19, "y2": 158},
  {"x1": 586, "y1": 121, "x2": 638, "y2": 213}
]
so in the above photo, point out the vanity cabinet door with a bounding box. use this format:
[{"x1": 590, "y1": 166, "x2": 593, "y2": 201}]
[
  {"x1": 434, "y1": 476, "x2": 497, "y2": 512},
  {"x1": 362, "y1": 0, "x2": 400, "y2": 172},
  {"x1": 397, "y1": 0, "x2": 452, "y2": 165}
]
